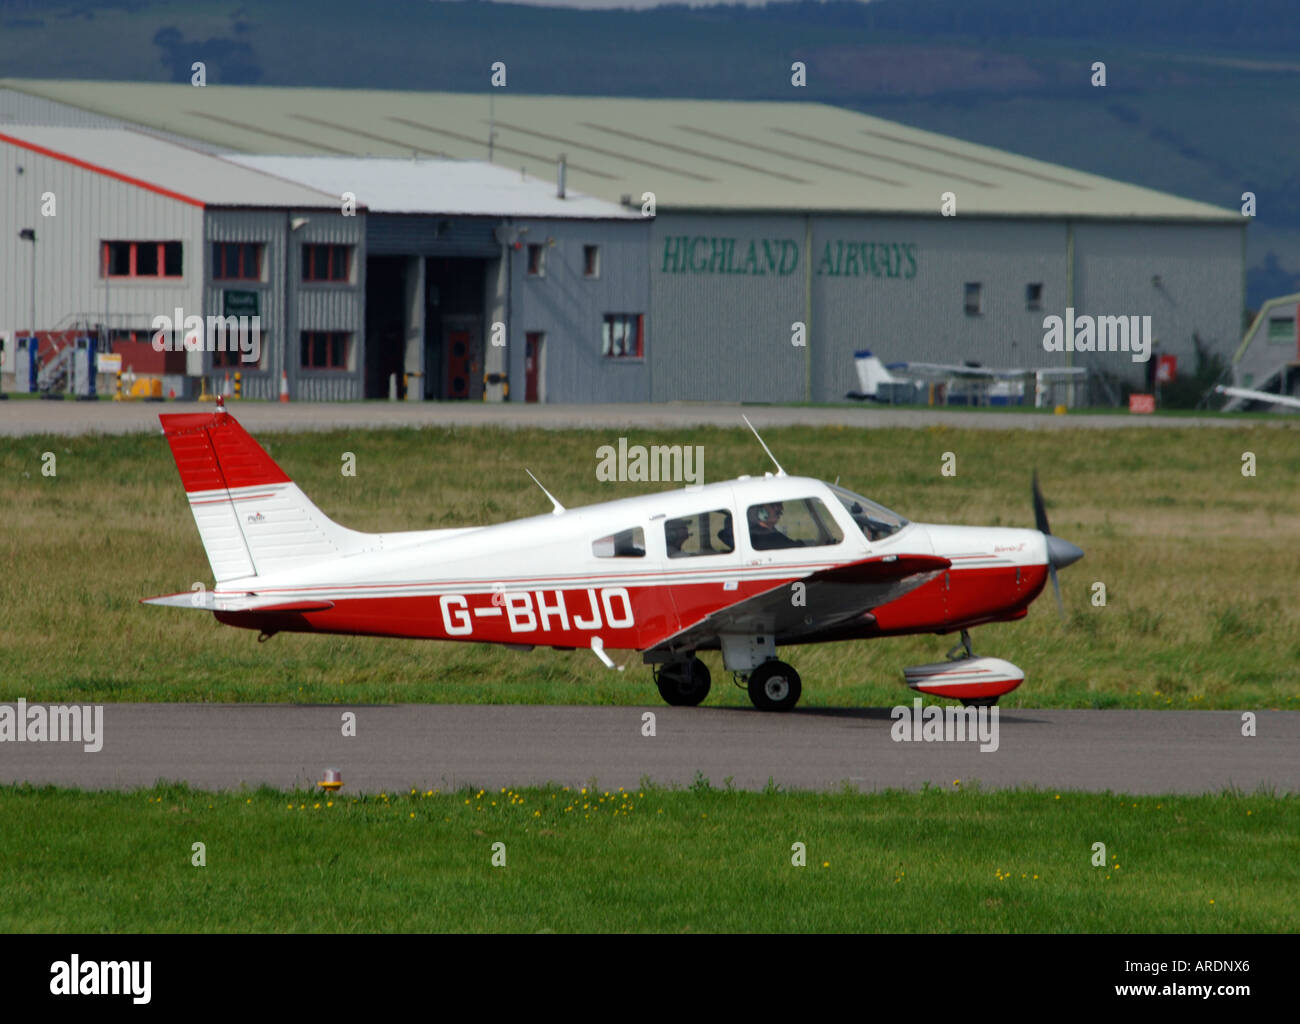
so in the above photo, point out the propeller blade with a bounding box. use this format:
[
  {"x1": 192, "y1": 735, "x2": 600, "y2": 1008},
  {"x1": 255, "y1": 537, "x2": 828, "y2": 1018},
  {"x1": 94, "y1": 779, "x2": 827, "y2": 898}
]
[
  {"x1": 1050, "y1": 564, "x2": 1065, "y2": 623},
  {"x1": 1032, "y1": 470, "x2": 1051, "y2": 535}
]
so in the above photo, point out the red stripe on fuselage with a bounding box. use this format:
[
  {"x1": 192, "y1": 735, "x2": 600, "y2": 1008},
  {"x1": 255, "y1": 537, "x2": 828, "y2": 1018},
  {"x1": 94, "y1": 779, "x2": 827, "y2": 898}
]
[{"x1": 210, "y1": 563, "x2": 1048, "y2": 649}]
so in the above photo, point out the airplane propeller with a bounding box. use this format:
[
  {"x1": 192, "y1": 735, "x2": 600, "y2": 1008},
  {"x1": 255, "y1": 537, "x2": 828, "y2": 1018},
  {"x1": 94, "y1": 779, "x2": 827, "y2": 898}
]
[{"x1": 1033, "y1": 472, "x2": 1084, "y2": 623}]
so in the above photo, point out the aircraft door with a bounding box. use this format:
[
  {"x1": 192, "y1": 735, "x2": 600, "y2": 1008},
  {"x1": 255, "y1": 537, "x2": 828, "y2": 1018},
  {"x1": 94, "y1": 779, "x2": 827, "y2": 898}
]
[{"x1": 658, "y1": 493, "x2": 739, "y2": 634}]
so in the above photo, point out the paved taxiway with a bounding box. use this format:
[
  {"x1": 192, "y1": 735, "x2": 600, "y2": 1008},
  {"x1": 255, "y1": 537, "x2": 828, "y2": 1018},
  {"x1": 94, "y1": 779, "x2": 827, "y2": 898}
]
[
  {"x1": 1, "y1": 400, "x2": 1281, "y2": 437},
  {"x1": 1, "y1": 705, "x2": 1293, "y2": 794}
]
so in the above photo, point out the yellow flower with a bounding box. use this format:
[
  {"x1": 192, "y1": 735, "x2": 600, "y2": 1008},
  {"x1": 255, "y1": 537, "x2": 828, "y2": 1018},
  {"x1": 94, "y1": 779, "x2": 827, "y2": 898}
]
[{"x1": 327, "y1": 801, "x2": 334, "y2": 808}]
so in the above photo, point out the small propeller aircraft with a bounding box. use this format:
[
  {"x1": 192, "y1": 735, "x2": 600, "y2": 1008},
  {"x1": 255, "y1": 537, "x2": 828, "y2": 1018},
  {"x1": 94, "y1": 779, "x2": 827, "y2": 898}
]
[{"x1": 144, "y1": 401, "x2": 1083, "y2": 711}]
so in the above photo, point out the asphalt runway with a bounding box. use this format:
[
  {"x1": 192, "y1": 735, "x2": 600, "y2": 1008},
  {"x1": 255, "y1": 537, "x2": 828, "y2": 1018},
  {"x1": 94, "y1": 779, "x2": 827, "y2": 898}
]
[
  {"x1": 1, "y1": 399, "x2": 1283, "y2": 437},
  {"x1": 1, "y1": 704, "x2": 1293, "y2": 795}
]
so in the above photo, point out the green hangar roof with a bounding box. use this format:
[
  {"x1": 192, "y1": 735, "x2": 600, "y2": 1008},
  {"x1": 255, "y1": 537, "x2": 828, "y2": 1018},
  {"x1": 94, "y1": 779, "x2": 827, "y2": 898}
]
[{"x1": 0, "y1": 79, "x2": 1241, "y2": 223}]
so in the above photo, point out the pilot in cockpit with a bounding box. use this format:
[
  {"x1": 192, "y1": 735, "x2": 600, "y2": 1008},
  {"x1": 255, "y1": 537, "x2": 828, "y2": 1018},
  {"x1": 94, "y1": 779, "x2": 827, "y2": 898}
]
[{"x1": 748, "y1": 501, "x2": 802, "y2": 550}]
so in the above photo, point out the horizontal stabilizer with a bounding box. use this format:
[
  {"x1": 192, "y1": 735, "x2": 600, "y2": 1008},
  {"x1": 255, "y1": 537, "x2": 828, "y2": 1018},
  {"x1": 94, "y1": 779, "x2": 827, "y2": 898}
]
[{"x1": 141, "y1": 591, "x2": 335, "y2": 613}]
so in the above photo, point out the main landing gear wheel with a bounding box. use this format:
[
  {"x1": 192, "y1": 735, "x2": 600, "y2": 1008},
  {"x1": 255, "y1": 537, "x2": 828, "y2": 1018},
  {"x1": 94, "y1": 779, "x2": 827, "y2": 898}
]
[
  {"x1": 960, "y1": 697, "x2": 999, "y2": 708},
  {"x1": 747, "y1": 660, "x2": 802, "y2": 712},
  {"x1": 656, "y1": 657, "x2": 711, "y2": 707}
]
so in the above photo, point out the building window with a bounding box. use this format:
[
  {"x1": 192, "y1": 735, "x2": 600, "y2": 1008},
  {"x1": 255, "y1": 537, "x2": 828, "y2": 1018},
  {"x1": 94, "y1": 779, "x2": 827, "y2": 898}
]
[
  {"x1": 1267, "y1": 317, "x2": 1295, "y2": 344},
  {"x1": 964, "y1": 282, "x2": 982, "y2": 316},
  {"x1": 602, "y1": 313, "x2": 644, "y2": 359},
  {"x1": 300, "y1": 331, "x2": 351, "y2": 370},
  {"x1": 101, "y1": 241, "x2": 183, "y2": 279},
  {"x1": 301, "y1": 244, "x2": 352, "y2": 283},
  {"x1": 212, "y1": 329, "x2": 265, "y2": 369},
  {"x1": 583, "y1": 245, "x2": 600, "y2": 278},
  {"x1": 527, "y1": 243, "x2": 545, "y2": 276},
  {"x1": 213, "y1": 242, "x2": 264, "y2": 281},
  {"x1": 1026, "y1": 282, "x2": 1043, "y2": 311}
]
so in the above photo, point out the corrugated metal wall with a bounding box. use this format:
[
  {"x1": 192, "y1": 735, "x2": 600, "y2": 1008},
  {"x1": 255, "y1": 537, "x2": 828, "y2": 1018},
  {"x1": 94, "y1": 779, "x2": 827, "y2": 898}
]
[
  {"x1": 207, "y1": 210, "x2": 366, "y2": 401},
  {"x1": 650, "y1": 214, "x2": 808, "y2": 402},
  {"x1": 651, "y1": 212, "x2": 1244, "y2": 401},
  {"x1": 368, "y1": 214, "x2": 499, "y2": 258},
  {"x1": 205, "y1": 210, "x2": 284, "y2": 400},
  {"x1": 0, "y1": 136, "x2": 203, "y2": 346},
  {"x1": 292, "y1": 211, "x2": 365, "y2": 401},
  {"x1": 811, "y1": 216, "x2": 1068, "y2": 400},
  {"x1": 509, "y1": 217, "x2": 651, "y2": 403},
  {"x1": 1073, "y1": 221, "x2": 1244, "y2": 387}
]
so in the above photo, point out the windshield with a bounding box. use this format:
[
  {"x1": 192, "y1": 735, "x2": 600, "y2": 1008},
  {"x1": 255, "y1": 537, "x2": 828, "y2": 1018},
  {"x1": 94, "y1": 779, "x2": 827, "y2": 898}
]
[{"x1": 828, "y1": 484, "x2": 908, "y2": 541}]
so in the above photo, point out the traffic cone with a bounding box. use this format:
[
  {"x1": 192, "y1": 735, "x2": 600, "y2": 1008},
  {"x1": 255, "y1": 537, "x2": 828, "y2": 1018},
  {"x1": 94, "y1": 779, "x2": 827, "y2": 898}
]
[{"x1": 279, "y1": 369, "x2": 290, "y2": 403}]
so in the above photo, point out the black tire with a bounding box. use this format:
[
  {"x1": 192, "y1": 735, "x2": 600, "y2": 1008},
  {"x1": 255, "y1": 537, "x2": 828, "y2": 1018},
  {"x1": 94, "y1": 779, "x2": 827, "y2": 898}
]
[
  {"x1": 656, "y1": 657, "x2": 711, "y2": 707},
  {"x1": 747, "y1": 660, "x2": 802, "y2": 712},
  {"x1": 960, "y1": 697, "x2": 999, "y2": 708}
]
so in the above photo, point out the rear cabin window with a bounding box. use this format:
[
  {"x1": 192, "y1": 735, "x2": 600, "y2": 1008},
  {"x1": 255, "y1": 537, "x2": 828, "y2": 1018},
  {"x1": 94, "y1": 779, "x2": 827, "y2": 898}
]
[
  {"x1": 665, "y1": 510, "x2": 734, "y2": 559},
  {"x1": 592, "y1": 527, "x2": 645, "y2": 558},
  {"x1": 746, "y1": 497, "x2": 844, "y2": 550}
]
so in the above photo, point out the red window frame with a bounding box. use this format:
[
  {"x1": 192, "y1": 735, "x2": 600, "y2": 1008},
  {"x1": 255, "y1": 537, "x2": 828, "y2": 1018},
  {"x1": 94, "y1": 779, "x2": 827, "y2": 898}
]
[
  {"x1": 302, "y1": 244, "x2": 351, "y2": 283},
  {"x1": 299, "y1": 331, "x2": 350, "y2": 370},
  {"x1": 212, "y1": 242, "x2": 263, "y2": 281},
  {"x1": 101, "y1": 241, "x2": 183, "y2": 279}
]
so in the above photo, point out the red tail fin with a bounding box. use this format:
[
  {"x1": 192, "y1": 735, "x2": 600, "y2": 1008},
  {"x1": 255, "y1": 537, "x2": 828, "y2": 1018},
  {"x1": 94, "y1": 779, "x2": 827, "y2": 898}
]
[{"x1": 160, "y1": 410, "x2": 291, "y2": 493}]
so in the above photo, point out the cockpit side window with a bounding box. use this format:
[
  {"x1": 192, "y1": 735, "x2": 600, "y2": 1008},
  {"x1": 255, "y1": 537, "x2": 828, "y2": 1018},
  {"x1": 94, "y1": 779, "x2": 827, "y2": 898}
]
[
  {"x1": 592, "y1": 527, "x2": 646, "y2": 558},
  {"x1": 665, "y1": 509, "x2": 735, "y2": 559},
  {"x1": 746, "y1": 497, "x2": 845, "y2": 550},
  {"x1": 828, "y1": 485, "x2": 908, "y2": 542}
]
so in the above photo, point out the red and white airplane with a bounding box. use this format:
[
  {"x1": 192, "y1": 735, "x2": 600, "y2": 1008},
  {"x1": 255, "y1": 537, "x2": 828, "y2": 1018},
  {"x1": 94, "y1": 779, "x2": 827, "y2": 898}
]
[{"x1": 145, "y1": 403, "x2": 1083, "y2": 711}]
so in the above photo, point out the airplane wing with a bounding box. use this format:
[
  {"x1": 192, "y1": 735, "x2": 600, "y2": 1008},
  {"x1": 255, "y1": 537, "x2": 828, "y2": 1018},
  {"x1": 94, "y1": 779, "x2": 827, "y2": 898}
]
[
  {"x1": 141, "y1": 591, "x2": 335, "y2": 613},
  {"x1": 644, "y1": 553, "x2": 950, "y2": 657},
  {"x1": 891, "y1": 361, "x2": 1086, "y2": 381},
  {"x1": 886, "y1": 361, "x2": 986, "y2": 379},
  {"x1": 1215, "y1": 385, "x2": 1300, "y2": 410}
]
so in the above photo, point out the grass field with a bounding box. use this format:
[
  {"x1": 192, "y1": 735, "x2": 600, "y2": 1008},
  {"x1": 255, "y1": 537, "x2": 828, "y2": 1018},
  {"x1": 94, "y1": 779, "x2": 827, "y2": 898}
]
[
  {"x1": 0, "y1": 781, "x2": 1292, "y2": 933},
  {"x1": 2, "y1": 422, "x2": 1298, "y2": 709}
]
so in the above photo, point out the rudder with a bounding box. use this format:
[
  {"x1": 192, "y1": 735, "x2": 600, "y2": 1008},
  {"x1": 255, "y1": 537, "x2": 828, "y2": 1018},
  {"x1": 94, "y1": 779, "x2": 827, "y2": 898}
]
[{"x1": 160, "y1": 408, "x2": 366, "y2": 583}]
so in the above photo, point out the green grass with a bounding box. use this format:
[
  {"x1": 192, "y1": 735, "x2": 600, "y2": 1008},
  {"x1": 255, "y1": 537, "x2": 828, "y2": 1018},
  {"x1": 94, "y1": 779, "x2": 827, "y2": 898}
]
[
  {"x1": 0, "y1": 781, "x2": 1293, "y2": 932},
  {"x1": 2, "y1": 423, "x2": 1299, "y2": 708}
]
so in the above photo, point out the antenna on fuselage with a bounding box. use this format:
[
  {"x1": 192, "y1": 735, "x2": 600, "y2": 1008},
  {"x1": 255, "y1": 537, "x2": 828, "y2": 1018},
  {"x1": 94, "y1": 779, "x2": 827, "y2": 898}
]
[
  {"x1": 741, "y1": 415, "x2": 786, "y2": 477},
  {"x1": 525, "y1": 468, "x2": 566, "y2": 515}
]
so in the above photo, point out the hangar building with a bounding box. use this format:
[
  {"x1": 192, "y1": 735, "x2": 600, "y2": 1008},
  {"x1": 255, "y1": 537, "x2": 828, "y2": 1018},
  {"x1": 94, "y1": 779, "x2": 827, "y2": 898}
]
[{"x1": 0, "y1": 81, "x2": 1245, "y2": 403}]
